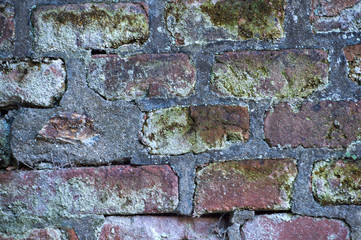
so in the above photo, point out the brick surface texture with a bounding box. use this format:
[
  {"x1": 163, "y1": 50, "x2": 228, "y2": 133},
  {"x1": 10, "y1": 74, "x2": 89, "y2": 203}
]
[{"x1": 1, "y1": 0, "x2": 360, "y2": 238}]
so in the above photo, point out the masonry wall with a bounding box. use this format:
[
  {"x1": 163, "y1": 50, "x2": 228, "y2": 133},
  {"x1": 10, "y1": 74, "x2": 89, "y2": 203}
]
[{"x1": 0, "y1": 0, "x2": 361, "y2": 239}]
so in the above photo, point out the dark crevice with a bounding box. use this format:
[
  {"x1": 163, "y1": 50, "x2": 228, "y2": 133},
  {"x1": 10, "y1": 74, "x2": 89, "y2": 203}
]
[{"x1": 91, "y1": 49, "x2": 107, "y2": 55}]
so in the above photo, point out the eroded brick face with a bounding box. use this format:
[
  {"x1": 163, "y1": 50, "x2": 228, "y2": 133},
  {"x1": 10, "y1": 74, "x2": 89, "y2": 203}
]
[
  {"x1": 0, "y1": 3, "x2": 15, "y2": 51},
  {"x1": 165, "y1": 0, "x2": 286, "y2": 45},
  {"x1": 0, "y1": 58, "x2": 66, "y2": 108},
  {"x1": 211, "y1": 49, "x2": 329, "y2": 100},
  {"x1": 88, "y1": 53, "x2": 196, "y2": 100},
  {"x1": 0, "y1": 165, "x2": 178, "y2": 217},
  {"x1": 0, "y1": 228, "x2": 62, "y2": 240},
  {"x1": 312, "y1": 160, "x2": 361, "y2": 205},
  {"x1": 310, "y1": 0, "x2": 361, "y2": 32},
  {"x1": 32, "y1": 3, "x2": 149, "y2": 52},
  {"x1": 193, "y1": 159, "x2": 297, "y2": 216},
  {"x1": 344, "y1": 44, "x2": 361, "y2": 84},
  {"x1": 264, "y1": 101, "x2": 361, "y2": 148},
  {"x1": 242, "y1": 214, "x2": 350, "y2": 240},
  {"x1": 141, "y1": 105, "x2": 249, "y2": 155}
]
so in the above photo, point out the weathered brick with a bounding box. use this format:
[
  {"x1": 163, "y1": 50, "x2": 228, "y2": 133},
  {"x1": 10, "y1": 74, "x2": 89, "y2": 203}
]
[
  {"x1": 0, "y1": 117, "x2": 10, "y2": 168},
  {"x1": 141, "y1": 105, "x2": 249, "y2": 155},
  {"x1": 264, "y1": 101, "x2": 361, "y2": 148},
  {"x1": 242, "y1": 214, "x2": 350, "y2": 240},
  {"x1": 0, "y1": 228, "x2": 62, "y2": 240},
  {"x1": 0, "y1": 58, "x2": 66, "y2": 108},
  {"x1": 32, "y1": 3, "x2": 149, "y2": 52},
  {"x1": 194, "y1": 159, "x2": 297, "y2": 216},
  {"x1": 88, "y1": 53, "x2": 196, "y2": 100},
  {"x1": 0, "y1": 165, "x2": 178, "y2": 217},
  {"x1": 99, "y1": 216, "x2": 224, "y2": 240},
  {"x1": 0, "y1": 3, "x2": 15, "y2": 51},
  {"x1": 312, "y1": 160, "x2": 361, "y2": 205},
  {"x1": 165, "y1": 0, "x2": 286, "y2": 45},
  {"x1": 344, "y1": 44, "x2": 361, "y2": 84},
  {"x1": 211, "y1": 49, "x2": 329, "y2": 100},
  {"x1": 310, "y1": 0, "x2": 361, "y2": 33}
]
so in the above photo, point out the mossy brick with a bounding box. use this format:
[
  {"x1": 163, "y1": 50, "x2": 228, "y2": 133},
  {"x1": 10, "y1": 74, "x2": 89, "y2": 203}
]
[
  {"x1": 193, "y1": 159, "x2": 297, "y2": 216},
  {"x1": 87, "y1": 53, "x2": 196, "y2": 101},
  {"x1": 0, "y1": 117, "x2": 10, "y2": 168},
  {"x1": 310, "y1": 0, "x2": 361, "y2": 33},
  {"x1": 312, "y1": 160, "x2": 361, "y2": 205},
  {"x1": 264, "y1": 100, "x2": 361, "y2": 148},
  {"x1": 0, "y1": 3, "x2": 15, "y2": 51},
  {"x1": 99, "y1": 216, "x2": 224, "y2": 240},
  {"x1": 32, "y1": 3, "x2": 149, "y2": 52},
  {"x1": 211, "y1": 49, "x2": 329, "y2": 100},
  {"x1": 0, "y1": 165, "x2": 178, "y2": 217},
  {"x1": 242, "y1": 214, "x2": 350, "y2": 240},
  {"x1": 0, "y1": 228, "x2": 63, "y2": 240},
  {"x1": 164, "y1": 0, "x2": 286, "y2": 45},
  {"x1": 141, "y1": 105, "x2": 249, "y2": 155},
  {"x1": 344, "y1": 44, "x2": 361, "y2": 85},
  {"x1": 0, "y1": 58, "x2": 66, "y2": 108}
]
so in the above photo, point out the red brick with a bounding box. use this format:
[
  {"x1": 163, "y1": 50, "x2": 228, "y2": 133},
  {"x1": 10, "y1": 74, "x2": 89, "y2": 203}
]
[
  {"x1": 194, "y1": 159, "x2": 297, "y2": 216},
  {"x1": 344, "y1": 44, "x2": 361, "y2": 84},
  {"x1": 242, "y1": 214, "x2": 350, "y2": 240},
  {"x1": 88, "y1": 53, "x2": 196, "y2": 100},
  {"x1": 0, "y1": 228, "x2": 62, "y2": 240},
  {"x1": 0, "y1": 3, "x2": 15, "y2": 50},
  {"x1": 0, "y1": 165, "x2": 178, "y2": 216},
  {"x1": 310, "y1": 0, "x2": 361, "y2": 32},
  {"x1": 264, "y1": 101, "x2": 361, "y2": 148},
  {"x1": 99, "y1": 216, "x2": 223, "y2": 240},
  {"x1": 66, "y1": 229, "x2": 79, "y2": 240}
]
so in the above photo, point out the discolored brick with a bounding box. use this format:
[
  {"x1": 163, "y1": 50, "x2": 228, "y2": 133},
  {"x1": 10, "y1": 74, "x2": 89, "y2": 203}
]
[
  {"x1": 264, "y1": 101, "x2": 361, "y2": 148},
  {"x1": 88, "y1": 53, "x2": 196, "y2": 100},
  {"x1": 242, "y1": 214, "x2": 350, "y2": 240},
  {"x1": 0, "y1": 58, "x2": 66, "y2": 108},
  {"x1": 0, "y1": 3, "x2": 15, "y2": 51},
  {"x1": 0, "y1": 117, "x2": 10, "y2": 168},
  {"x1": 194, "y1": 159, "x2": 297, "y2": 216},
  {"x1": 312, "y1": 160, "x2": 361, "y2": 205},
  {"x1": 141, "y1": 105, "x2": 249, "y2": 155},
  {"x1": 32, "y1": 3, "x2": 149, "y2": 52},
  {"x1": 0, "y1": 165, "x2": 178, "y2": 217},
  {"x1": 211, "y1": 49, "x2": 329, "y2": 100},
  {"x1": 344, "y1": 44, "x2": 361, "y2": 84},
  {"x1": 165, "y1": 0, "x2": 286, "y2": 45},
  {"x1": 0, "y1": 228, "x2": 62, "y2": 240}
]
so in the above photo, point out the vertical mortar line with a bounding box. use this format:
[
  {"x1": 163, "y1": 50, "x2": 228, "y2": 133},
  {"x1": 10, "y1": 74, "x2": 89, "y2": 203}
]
[
  {"x1": 13, "y1": 0, "x2": 32, "y2": 58},
  {"x1": 191, "y1": 50, "x2": 214, "y2": 101}
]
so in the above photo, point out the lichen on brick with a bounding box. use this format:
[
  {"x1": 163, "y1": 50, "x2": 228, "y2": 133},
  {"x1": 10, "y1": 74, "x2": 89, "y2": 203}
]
[
  {"x1": 141, "y1": 105, "x2": 249, "y2": 155},
  {"x1": 344, "y1": 44, "x2": 361, "y2": 85},
  {"x1": 0, "y1": 117, "x2": 10, "y2": 168},
  {"x1": 165, "y1": 0, "x2": 286, "y2": 45},
  {"x1": 0, "y1": 3, "x2": 15, "y2": 51}
]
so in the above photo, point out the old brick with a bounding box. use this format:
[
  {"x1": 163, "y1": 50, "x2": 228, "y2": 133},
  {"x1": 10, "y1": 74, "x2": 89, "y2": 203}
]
[
  {"x1": 0, "y1": 165, "x2": 178, "y2": 217},
  {"x1": 32, "y1": 3, "x2": 149, "y2": 52},
  {"x1": 310, "y1": 0, "x2": 361, "y2": 32},
  {"x1": 0, "y1": 117, "x2": 10, "y2": 168},
  {"x1": 312, "y1": 160, "x2": 361, "y2": 205},
  {"x1": 99, "y1": 216, "x2": 224, "y2": 240},
  {"x1": 242, "y1": 214, "x2": 350, "y2": 240},
  {"x1": 264, "y1": 101, "x2": 361, "y2": 148},
  {"x1": 165, "y1": 0, "x2": 286, "y2": 45},
  {"x1": 194, "y1": 159, "x2": 297, "y2": 216},
  {"x1": 0, "y1": 228, "x2": 62, "y2": 240},
  {"x1": 141, "y1": 105, "x2": 249, "y2": 155},
  {"x1": 344, "y1": 44, "x2": 361, "y2": 84},
  {"x1": 0, "y1": 3, "x2": 15, "y2": 51},
  {"x1": 0, "y1": 58, "x2": 66, "y2": 108},
  {"x1": 211, "y1": 49, "x2": 328, "y2": 100},
  {"x1": 88, "y1": 53, "x2": 196, "y2": 100}
]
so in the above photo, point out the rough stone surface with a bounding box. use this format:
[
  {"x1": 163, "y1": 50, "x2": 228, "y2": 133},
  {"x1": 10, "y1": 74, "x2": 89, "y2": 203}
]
[
  {"x1": 344, "y1": 44, "x2": 361, "y2": 84},
  {"x1": 312, "y1": 160, "x2": 361, "y2": 205},
  {"x1": 99, "y1": 216, "x2": 224, "y2": 240},
  {"x1": 88, "y1": 53, "x2": 196, "y2": 100},
  {"x1": 242, "y1": 214, "x2": 350, "y2": 240},
  {"x1": 0, "y1": 228, "x2": 63, "y2": 240},
  {"x1": 264, "y1": 100, "x2": 361, "y2": 148},
  {"x1": 211, "y1": 49, "x2": 329, "y2": 100},
  {"x1": 194, "y1": 159, "x2": 297, "y2": 216},
  {"x1": 32, "y1": 3, "x2": 149, "y2": 52},
  {"x1": 11, "y1": 101, "x2": 144, "y2": 167},
  {"x1": 0, "y1": 165, "x2": 178, "y2": 217},
  {"x1": 0, "y1": 3, "x2": 15, "y2": 51},
  {"x1": 0, "y1": 117, "x2": 10, "y2": 168},
  {"x1": 0, "y1": 58, "x2": 66, "y2": 108},
  {"x1": 141, "y1": 105, "x2": 249, "y2": 155},
  {"x1": 310, "y1": 0, "x2": 361, "y2": 33},
  {"x1": 165, "y1": 0, "x2": 286, "y2": 45}
]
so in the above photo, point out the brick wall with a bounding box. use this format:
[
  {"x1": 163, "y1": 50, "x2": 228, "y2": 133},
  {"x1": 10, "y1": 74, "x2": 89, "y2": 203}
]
[{"x1": 0, "y1": 0, "x2": 361, "y2": 239}]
